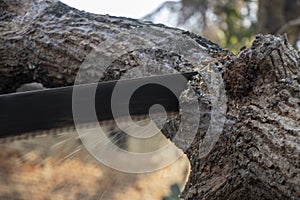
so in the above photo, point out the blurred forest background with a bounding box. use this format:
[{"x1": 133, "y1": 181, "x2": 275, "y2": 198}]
[{"x1": 143, "y1": 0, "x2": 300, "y2": 53}]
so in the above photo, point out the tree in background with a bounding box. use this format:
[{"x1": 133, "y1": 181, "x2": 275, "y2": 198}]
[
  {"x1": 1, "y1": 1, "x2": 300, "y2": 199},
  {"x1": 178, "y1": 0, "x2": 300, "y2": 52},
  {"x1": 258, "y1": 0, "x2": 300, "y2": 46},
  {"x1": 213, "y1": 0, "x2": 257, "y2": 52}
]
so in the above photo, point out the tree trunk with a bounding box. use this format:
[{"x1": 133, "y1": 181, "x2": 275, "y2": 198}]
[
  {"x1": 0, "y1": 0, "x2": 299, "y2": 199},
  {"x1": 258, "y1": 0, "x2": 300, "y2": 46},
  {"x1": 184, "y1": 34, "x2": 300, "y2": 199}
]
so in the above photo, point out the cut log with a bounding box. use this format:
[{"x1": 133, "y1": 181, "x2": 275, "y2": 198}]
[{"x1": 0, "y1": 0, "x2": 299, "y2": 199}]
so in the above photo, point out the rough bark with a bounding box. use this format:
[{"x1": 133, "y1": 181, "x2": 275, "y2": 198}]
[
  {"x1": 184, "y1": 34, "x2": 300, "y2": 199},
  {"x1": 0, "y1": 0, "x2": 299, "y2": 200},
  {"x1": 0, "y1": 0, "x2": 227, "y2": 94}
]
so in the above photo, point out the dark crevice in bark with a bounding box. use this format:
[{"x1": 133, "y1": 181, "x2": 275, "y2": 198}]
[{"x1": 0, "y1": 1, "x2": 299, "y2": 199}]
